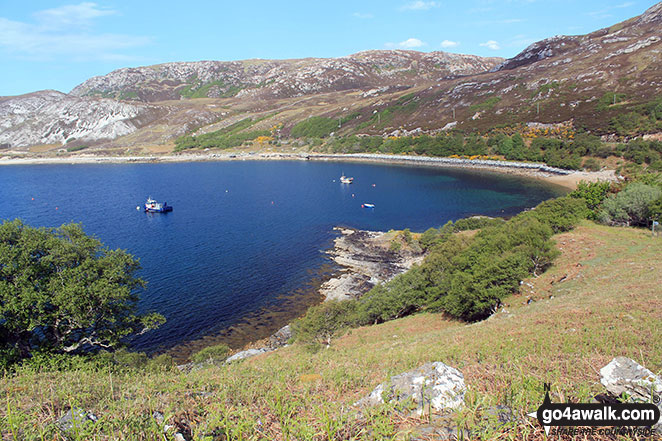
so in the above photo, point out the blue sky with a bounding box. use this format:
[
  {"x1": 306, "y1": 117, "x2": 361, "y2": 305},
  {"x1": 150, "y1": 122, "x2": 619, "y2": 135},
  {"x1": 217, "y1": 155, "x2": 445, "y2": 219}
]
[{"x1": 0, "y1": 0, "x2": 656, "y2": 96}]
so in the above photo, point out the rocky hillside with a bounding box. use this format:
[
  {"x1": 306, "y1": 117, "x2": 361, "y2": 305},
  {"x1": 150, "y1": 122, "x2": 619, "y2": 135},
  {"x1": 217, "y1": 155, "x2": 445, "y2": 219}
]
[
  {"x1": 1, "y1": 3, "x2": 661, "y2": 153},
  {"x1": 0, "y1": 91, "x2": 163, "y2": 150},
  {"x1": 70, "y1": 51, "x2": 503, "y2": 102}
]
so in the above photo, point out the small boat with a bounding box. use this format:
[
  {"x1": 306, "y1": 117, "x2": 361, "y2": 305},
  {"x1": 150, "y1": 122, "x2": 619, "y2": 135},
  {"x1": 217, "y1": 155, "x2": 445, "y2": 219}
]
[
  {"x1": 144, "y1": 197, "x2": 173, "y2": 213},
  {"x1": 340, "y1": 174, "x2": 354, "y2": 184},
  {"x1": 362, "y1": 203, "x2": 375, "y2": 208}
]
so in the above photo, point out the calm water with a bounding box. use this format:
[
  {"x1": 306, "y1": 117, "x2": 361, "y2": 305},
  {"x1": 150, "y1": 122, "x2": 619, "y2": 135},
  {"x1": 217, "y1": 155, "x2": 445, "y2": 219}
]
[{"x1": 0, "y1": 161, "x2": 565, "y2": 353}]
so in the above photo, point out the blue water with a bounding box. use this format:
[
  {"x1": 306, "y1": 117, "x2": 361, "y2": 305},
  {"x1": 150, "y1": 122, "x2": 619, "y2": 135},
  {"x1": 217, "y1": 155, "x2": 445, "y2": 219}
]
[{"x1": 0, "y1": 161, "x2": 565, "y2": 352}]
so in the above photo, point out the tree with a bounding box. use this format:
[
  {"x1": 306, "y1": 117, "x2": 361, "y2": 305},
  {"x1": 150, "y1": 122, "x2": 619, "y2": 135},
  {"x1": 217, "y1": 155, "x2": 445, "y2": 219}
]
[{"x1": 0, "y1": 220, "x2": 164, "y2": 366}]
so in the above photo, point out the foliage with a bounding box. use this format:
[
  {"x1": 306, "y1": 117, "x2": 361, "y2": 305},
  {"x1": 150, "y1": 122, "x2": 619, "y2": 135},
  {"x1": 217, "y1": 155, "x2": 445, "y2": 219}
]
[
  {"x1": 527, "y1": 196, "x2": 588, "y2": 233},
  {"x1": 582, "y1": 157, "x2": 601, "y2": 171},
  {"x1": 66, "y1": 145, "x2": 89, "y2": 153},
  {"x1": 191, "y1": 343, "x2": 231, "y2": 364},
  {"x1": 290, "y1": 117, "x2": 339, "y2": 138},
  {"x1": 174, "y1": 118, "x2": 270, "y2": 151},
  {"x1": 597, "y1": 182, "x2": 662, "y2": 226},
  {"x1": 0, "y1": 220, "x2": 164, "y2": 369},
  {"x1": 294, "y1": 195, "x2": 586, "y2": 347},
  {"x1": 469, "y1": 96, "x2": 501, "y2": 113},
  {"x1": 291, "y1": 300, "x2": 358, "y2": 349},
  {"x1": 570, "y1": 180, "x2": 611, "y2": 219}
]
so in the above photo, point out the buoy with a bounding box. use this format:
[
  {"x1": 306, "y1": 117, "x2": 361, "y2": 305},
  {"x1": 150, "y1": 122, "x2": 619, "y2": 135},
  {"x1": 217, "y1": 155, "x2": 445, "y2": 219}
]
[
  {"x1": 361, "y1": 204, "x2": 364, "y2": 208},
  {"x1": 352, "y1": 194, "x2": 355, "y2": 198},
  {"x1": 136, "y1": 206, "x2": 140, "y2": 210},
  {"x1": 55, "y1": 207, "x2": 58, "y2": 210},
  {"x1": 31, "y1": 197, "x2": 34, "y2": 200},
  {"x1": 372, "y1": 184, "x2": 376, "y2": 187}
]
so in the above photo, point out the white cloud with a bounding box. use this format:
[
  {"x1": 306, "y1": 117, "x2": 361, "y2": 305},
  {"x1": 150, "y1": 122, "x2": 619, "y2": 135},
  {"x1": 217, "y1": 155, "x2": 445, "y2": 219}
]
[
  {"x1": 480, "y1": 40, "x2": 501, "y2": 50},
  {"x1": 440, "y1": 40, "x2": 459, "y2": 48},
  {"x1": 400, "y1": 1, "x2": 440, "y2": 11},
  {"x1": 34, "y1": 2, "x2": 115, "y2": 29},
  {"x1": 0, "y1": 3, "x2": 151, "y2": 62},
  {"x1": 385, "y1": 38, "x2": 426, "y2": 49},
  {"x1": 352, "y1": 12, "x2": 374, "y2": 19}
]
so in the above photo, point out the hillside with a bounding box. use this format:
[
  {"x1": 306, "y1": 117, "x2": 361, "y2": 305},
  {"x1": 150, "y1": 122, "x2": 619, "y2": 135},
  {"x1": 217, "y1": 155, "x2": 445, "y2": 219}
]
[
  {"x1": 2, "y1": 222, "x2": 660, "y2": 439},
  {"x1": 1, "y1": 3, "x2": 661, "y2": 155}
]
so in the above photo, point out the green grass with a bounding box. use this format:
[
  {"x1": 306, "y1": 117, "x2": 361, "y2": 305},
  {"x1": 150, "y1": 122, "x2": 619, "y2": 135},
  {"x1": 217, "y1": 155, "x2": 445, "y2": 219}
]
[
  {"x1": 1, "y1": 222, "x2": 660, "y2": 439},
  {"x1": 469, "y1": 96, "x2": 502, "y2": 113}
]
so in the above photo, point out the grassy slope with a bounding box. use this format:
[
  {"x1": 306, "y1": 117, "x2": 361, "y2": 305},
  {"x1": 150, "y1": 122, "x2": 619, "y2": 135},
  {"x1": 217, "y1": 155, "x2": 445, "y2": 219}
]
[{"x1": 2, "y1": 222, "x2": 661, "y2": 440}]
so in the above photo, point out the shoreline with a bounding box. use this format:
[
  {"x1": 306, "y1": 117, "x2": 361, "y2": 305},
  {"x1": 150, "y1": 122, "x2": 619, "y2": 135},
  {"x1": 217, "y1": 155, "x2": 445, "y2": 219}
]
[{"x1": 0, "y1": 151, "x2": 617, "y2": 190}]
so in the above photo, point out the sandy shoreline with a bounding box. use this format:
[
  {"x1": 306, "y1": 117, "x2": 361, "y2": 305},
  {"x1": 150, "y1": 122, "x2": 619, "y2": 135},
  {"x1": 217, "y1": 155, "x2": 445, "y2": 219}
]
[{"x1": 0, "y1": 151, "x2": 617, "y2": 190}]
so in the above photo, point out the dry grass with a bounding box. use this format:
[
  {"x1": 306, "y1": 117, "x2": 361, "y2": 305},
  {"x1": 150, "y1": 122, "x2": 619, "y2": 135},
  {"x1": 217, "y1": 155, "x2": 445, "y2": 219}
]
[{"x1": 1, "y1": 222, "x2": 660, "y2": 440}]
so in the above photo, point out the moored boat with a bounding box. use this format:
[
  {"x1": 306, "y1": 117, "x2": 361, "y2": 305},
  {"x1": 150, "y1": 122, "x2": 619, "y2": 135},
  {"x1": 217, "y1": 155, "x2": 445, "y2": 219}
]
[
  {"x1": 340, "y1": 174, "x2": 354, "y2": 184},
  {"x1": 144, "y1": 197, "x2": 173, "y2": 213}
]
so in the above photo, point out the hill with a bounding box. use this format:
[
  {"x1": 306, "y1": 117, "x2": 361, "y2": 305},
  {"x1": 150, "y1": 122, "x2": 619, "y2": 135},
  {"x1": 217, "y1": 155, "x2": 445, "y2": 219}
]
[
  {"x1": 2, "y1": 222, "x2": 660, "y2": 439},
  {"x1": 1, "y1": 3, "x2": 661, "y2": 155}
]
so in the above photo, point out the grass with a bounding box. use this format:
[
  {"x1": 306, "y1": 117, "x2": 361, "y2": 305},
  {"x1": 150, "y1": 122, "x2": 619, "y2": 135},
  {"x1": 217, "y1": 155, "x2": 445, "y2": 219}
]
[{"x1": 1, "y1": 222, "x2": 660, "y2": 439}]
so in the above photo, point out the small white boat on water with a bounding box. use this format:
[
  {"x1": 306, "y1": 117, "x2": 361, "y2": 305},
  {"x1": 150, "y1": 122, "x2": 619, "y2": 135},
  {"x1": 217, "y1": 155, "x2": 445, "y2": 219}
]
[
  {"x1": 362, "y1": 203, "x2": 375, "y2": 208},
  {"x1": 144, "y1": 197, "x2": 173, "y2": 213},
  {"x1": 340, "y1": 174, "x2": 354, "y2": 184}
]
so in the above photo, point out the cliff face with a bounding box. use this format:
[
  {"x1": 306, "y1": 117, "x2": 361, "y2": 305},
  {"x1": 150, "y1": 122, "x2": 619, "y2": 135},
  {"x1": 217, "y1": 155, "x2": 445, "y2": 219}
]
[{"x1": 0, "y1": 91, "x2": 165, "y2": 150}]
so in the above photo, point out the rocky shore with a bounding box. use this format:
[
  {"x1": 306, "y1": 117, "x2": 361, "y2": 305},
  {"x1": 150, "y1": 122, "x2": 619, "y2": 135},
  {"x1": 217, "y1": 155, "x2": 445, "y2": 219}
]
[{"x1": 320, "y1": 227, "x2": 425, "y2": 301}]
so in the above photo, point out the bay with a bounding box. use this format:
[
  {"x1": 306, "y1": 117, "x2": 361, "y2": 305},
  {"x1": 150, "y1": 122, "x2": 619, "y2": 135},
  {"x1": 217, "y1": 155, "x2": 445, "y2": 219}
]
[{"x1": 0, "y1": 160, "x2": 566, "y2": 354}]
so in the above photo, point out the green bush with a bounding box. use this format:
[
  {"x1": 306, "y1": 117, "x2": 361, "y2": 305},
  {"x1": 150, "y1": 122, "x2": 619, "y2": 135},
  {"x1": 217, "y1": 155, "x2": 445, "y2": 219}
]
[
  {"x1": 292, "y1": 300, "x2": 358, "y2": 346},
  {"x1": 583, "y1": 158, "x2": 601, "y2": 171},
  {"x1": 570, "y1": 181, "x2": 611, "y2": 219},
  {"x1": 598, "y1": 182, "x2": 662, "y2": 226},
  {"x1": 290, "y1": 117, "x2": 338, "y2": 138},
  {"x1": 191, "y1": 343, "x2": 231, "y2": 364},
  {"x1": 528, "y1": 196, "x2": 588, "y2": 233}
]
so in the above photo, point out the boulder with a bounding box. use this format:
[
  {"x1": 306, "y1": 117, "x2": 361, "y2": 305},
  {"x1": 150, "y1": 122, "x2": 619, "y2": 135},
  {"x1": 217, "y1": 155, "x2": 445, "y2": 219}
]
[
  {"x1": 269, "y1": 325, "x2": 292, "y2": 348},
  {"x1": 225, "y1": 347, "x2": 272, "y2": 363},
  {"x1": 57, "y1": 407, "x2": 97, "y2": 432},
  {"x1": 600, "y1": 357, "x2": 662, "y2": 433},
  {"x1": 355, "y1": 362, "x2": 466, "y2": 415}
]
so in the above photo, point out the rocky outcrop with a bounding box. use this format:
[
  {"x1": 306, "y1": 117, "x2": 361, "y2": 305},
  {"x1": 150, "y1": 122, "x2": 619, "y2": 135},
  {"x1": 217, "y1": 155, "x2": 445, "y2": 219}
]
[
  {"x1": 320, "y1": 227, "x2": 425, "y2": 301},
  {"x1": 600, "y1": 356, "x2": 662, "y2": 433},
  {"x1": 0, "y1": 90, "x2": 162, "y2": 149},
  {"x1": 225, "y1": 347, "x2": 272, "y2": 363},
  {"x1": 355, "y1": 362, "x2": 467, "y2": 415}
]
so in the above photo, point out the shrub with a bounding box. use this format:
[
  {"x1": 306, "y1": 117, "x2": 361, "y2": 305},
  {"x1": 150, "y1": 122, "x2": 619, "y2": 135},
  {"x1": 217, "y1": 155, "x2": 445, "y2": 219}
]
[
  {"x1": 570, "y1": 181, "x2": 611, "y2": 219},
  {"x1": 292, "y1": 300, "x2": 358, "y2": 346},
  {"x1": 527, "y1": 196, "x2": 588, "y2": 233},
  {"x1": 290, "y1": 117, "x2": 338, "y2": 138},
  {"x1": 598, "y1": 183, "x2": 662, "y2": 226},
  {"x1": 191, "y1": 344, "x2": 231, "y2": 364},
  {"x1": 583, "y1": 158, "x2": 601, "y2": 171}
]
